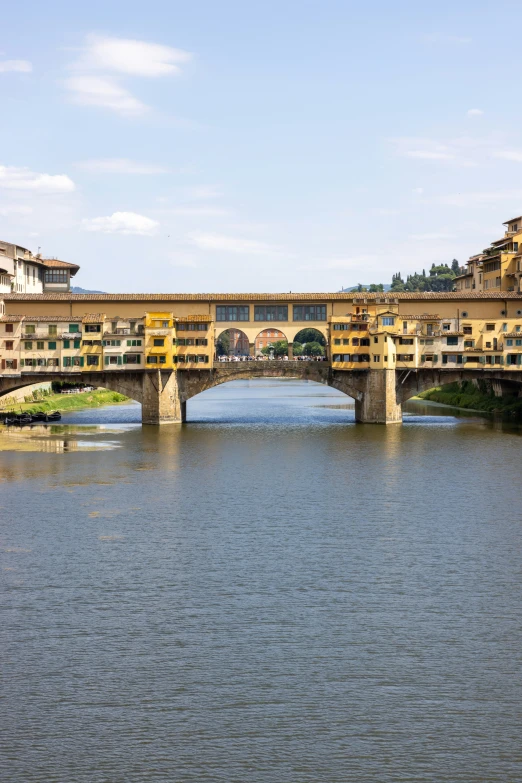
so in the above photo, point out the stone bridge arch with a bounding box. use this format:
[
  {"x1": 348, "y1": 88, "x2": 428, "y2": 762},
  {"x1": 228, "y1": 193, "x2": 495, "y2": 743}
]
[
  {"x1": 0, "y1": 371, "x2": 147, "y2": 406},
  {"x1": 396, "y1": 368, "x2": 522, "y2": 405}
]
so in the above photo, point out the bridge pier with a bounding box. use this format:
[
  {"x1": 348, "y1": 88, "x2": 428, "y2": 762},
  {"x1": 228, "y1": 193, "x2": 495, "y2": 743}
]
[
  {"x1": 355, "y1": 369, "x2": 402, "y2": 424},
  {"x1": 141, "y1": 370, "x2": 186, "y2": 425}
]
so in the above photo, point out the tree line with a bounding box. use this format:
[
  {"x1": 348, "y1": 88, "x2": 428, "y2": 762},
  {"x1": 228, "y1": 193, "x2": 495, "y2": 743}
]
[{"x1": 353, "y1": 259, "x2": 465, "y2": 293}]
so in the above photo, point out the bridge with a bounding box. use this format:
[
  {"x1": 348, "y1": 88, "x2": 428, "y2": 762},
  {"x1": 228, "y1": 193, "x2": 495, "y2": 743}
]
[{"x1": 2, "y1": 362, "x2": 521, "y2": 424}]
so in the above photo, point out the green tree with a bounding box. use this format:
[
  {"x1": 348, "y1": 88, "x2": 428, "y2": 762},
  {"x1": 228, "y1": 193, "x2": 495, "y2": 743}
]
[
  {"x1": 302, "y1": 341, "x2": 325, "y2": 356},
  {"x1": 369, "y1": 283, "x2": 384, "y2": 292},
  {"x1": 261, "y1": 340, "x2": 288, "y2": 356},
  {"x1": 294, "y1": 328, "x2": 326, "y2": 346},
  {"x1": 216, "y1": 331, "x2": 230, "y2": 356},
  {"x1": 292, "y1": 342, "x2": 304, "y2": 356}
]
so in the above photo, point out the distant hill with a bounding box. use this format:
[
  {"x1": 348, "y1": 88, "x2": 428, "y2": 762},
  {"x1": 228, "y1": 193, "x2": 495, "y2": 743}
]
[
  {"x1": 341, "y1": 284, "x2": 391, "y2": 292},
  {"x1": 71, "y1": 286, "x2": 106, "y2": 294}
]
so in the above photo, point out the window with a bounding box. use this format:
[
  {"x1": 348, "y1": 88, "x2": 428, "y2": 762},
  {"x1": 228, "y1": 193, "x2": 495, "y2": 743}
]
[
  {"x1": 507, "y1": 339, "x2": 513, "y2": 346},
  {"x1": 374, "y1": 336, "x2": 378, "y2": 343},
  {"x1": 197, "y1": 323, "x2": 208, "y2": 331},
  {"x1": 381, "y1": 316, "x2": 395, "y2": 326},
  {"x1": 48, "y1": 325, "x2": 57, "y2": 336},
  {"x1": 464, "y1": 340, "x2": 474, "y2": 348},
  {"x1": 69, "y1": 324, "x2": 80, "y2": 333},
  {"x1": 195, "y1": 339, "x2": 208, "y2": 346},
  {"x1": 5, "y1": 323, "x2": 14, "y2": 333},
  {"x1": 124, "y1": 354, "x2": 141, "y2": 364},
  {"x1": 293, "y1": 304, "x2": 326, "y2": 321},
  {"x1": 463, "y1": 326, "x2": 472, "y2": 334},
  {"x1": 86, "y1": 355, "x2": 99, "y2": 366},
  {"x1": 85, "y1": 324, "x2": 101, "y2": 333},
  {"x1": 147, "y1": 356, "x2": 158, "y2": 363},
  {"x1": 333, "y1": 323, "x2": 348, "y2": 330},
  {"x1": 5, "y1": 340, "x2": 14, "y2": 350},
  {"x1": 373, "y1": 355, "x2": 379, "y2": 362},
  {"x1": 47, "y1": 358, "x2": 59, "y2": 367},
  {"x1": 334, "y1": 338, "x2": 341, "y2": 345},
  {"x1": 23, "y1": 358, "x2": 34, "y2": 367},
  {"x1": 399, "y1": 338, "x2": 413, "y2": 345},
  {"x1": 516, "y1": 325, "x2": 521, "y2": 332},
  {"x1": 443, "y1": 323, "x2": 450, "y2": 331},
  {"x1": 342, "y1": 339, "x2": 349, "y2": 345},
  {"x1": 486, "y1": 324, "x2": 495, "y2": 331},
  {"x1": 37, "y1": 341, "x2": 44, "y2": 350},
  {"x1": 446, "y1": 336, "x2": 458, "y2": 346},
  {"x1": 254, "y1": 305, "x2": 288, "y2": 321},
  {"x1": 216, "y1": 306, "x2": 250, "y2": 321},
  {"x1": 44, "y1": 269, "x2": 68, "y2": 284},
  {"x1": 197, "y1": 355, "x2": 209, "y2": 363},
  {"x1": 73, "y1": 340, "x2": 81, "y2": 349},
  {"x1": 514, "y1": 242, "x2": 519, "y2": 252},
  {"x1": 48, "y1": 341, "x2": 57, "y2": 350},
  {"x1": 352, "y1": 338, "x2": 360, "y2": 346},
  {"x1": 397, "y1": 354, "x2": 414, "y2": 362},
  {"x1": 153, "y1": 338, "x2": 165, "y2": 347},
  {"x1": 516, "y1": 340, "x2": 522, "y2": 347},
  {"x1": 24, "y1": 341, "x2": 32, "y2": 350},
  {"x1": 105, "y1": 356, "x2": 121, "y2": 365},
  {"x1": 25, "y1": 324, "x2": 35, "y2": 334}
]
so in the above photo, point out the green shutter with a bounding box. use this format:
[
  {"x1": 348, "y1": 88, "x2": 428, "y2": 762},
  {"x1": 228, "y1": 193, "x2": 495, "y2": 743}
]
[
  {"x1": 74, "y1": 340, "x2": 80, "y2": 349},
  {"x1": 421, "y1": 354, "x2": 425, "y2": 362},
  {"x1": 136, "y1": 354, "x2": 141, "y2": 364},
  {"x1": 442, "y1": 355, "x2": 448, "y2": 365},
  {"x1": 127, "y1": 340, "x2": 131, "y2": 346},
  {"x1": 433, "y1": 355, "x2": 438, "y2": 362},
  {"x1": 80, "y1": 357, "x2": 84, "y2": 367},
  {"x1": 20, "y1": 358, "x2": 25, "y2": 367},
  {"x1": 63, "y1": 340, "x2": 70, "y2": 349},
  {"x1": 117, "y1": 355, "x2": 122, "y2": 365},
  {"x1": 479, "y1": 356, "x2": 486, "y2": 364},
  {"x1": 105, "y1": 356, "x2": 109, "y2": 365},
  {"x1": 123, "y1": 354, "x2": 127, "y2": 364},
  {"x1": 499, "y1": 356, "x2": 504, "y2": 365}
]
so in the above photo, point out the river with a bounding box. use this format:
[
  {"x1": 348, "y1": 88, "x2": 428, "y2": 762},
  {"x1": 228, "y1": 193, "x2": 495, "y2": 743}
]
[{"x1": 2, "y1": 379, "x2": 522, "y2": 782}]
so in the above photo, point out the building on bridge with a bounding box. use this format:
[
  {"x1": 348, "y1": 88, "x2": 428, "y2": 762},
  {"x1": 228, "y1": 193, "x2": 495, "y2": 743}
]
[
  {"x1": 3, "y1": 291, "x2": 522, "y2": 423},
  {"x1": 455, "y1": 214, "x2": 522, "y2": 294}
]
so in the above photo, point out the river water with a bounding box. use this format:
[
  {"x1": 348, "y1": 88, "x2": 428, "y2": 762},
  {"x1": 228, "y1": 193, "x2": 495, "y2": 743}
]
[{"x1": 2, "y1": 380, "x2": 522, "y2": 782}]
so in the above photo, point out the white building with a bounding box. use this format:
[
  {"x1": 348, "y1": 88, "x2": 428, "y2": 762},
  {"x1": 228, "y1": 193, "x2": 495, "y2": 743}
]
[{"x1": 0, "y1": 240, "x2": 79, "y2": 306}]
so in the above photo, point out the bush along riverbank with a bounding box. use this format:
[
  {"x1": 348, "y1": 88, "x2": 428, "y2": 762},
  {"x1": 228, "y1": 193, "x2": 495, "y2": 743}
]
[
  {"x1": 417, "y1": 380, "x2": 522, "y2": 417},
  {"x1": 1, "y1": 388, "x2": 129, "y2": 415}
]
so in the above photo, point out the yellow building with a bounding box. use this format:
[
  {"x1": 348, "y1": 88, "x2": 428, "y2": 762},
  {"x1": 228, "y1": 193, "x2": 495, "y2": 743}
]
[
  {"x1": 175, "y1": 315, "x2": 213, "y2": 367},
  {"x1": 81, "y1": 314, "x2": 105, "y2": 372},
  {"x1": 144, "y1": 312, "x2": 175, "y2": 369}
]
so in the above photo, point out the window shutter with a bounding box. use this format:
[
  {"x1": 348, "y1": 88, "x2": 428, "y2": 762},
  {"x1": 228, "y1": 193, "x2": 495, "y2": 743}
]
[
  {"x1": 123, "y1": 354, "x2": 127, "y2": 364},
  {"x1": 137, "y1": 355, "x2": 141, "y2": 364},
  {"x1": 479, "y1": 356, "x2": 486, "y2": 364},
  {"x1": 117, "y1": 355, "x2": 122, "y2": 365},
  {"x1": 500, "y1": 356, "x2": 504, "y2": 365},
  {"x1": 1, "y1": 360, "x2": 5, "y2": 370},
  {"x1": 21, "y1": 359, "x2": 25, "y2": 367},
  {"x1": 442, "y1": 355, "x2": 448, "y2": 365},
  {"x1": 421, "y1": 354, "x2": 425, "y2": 362},
  {"x1": 105, "y1": 356, "x2": 109, "y2": 365},
  {"x1": 127, "y1": 340, "x2": 131, "y2": 346},
  {"x1": 13, "y1": 360, "x2": 17, "y2": 369},
  {"x1": 457, "y1": 355, "x2": 463, "y2": 364},
  {"x1": 80, "y1": 357, "x2": 84, "y2": 367}
]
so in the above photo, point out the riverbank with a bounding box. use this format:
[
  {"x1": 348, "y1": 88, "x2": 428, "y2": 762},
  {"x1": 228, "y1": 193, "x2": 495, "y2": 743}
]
[
  {"x1": 1, "y1": 389, "x2": 129, "y2": 415},
  {"x1": 417, "y1": 381, "x2": 522, "y2": 416}
]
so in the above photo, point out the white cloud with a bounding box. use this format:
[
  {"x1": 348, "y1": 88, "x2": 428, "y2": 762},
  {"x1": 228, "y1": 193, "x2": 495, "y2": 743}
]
[
  {"x1": 407, "y1": 150, "x2": 456, "y2": 161},
  {"x1": 0, "y1": 60, "x2": 32, "y2": 73},
  {"x1": 82, "y1": 211, "x2": 159, "y2": 235},
  {"x1": 78, "y1": 34, "x2": 191, "y2": 77},
  {"x1": 0, "y1": 165, "x2": 75, "y2": 193},
  {"x1": 186, "y1": 185, "x2": 223, "y2": 200},
  {"x1": 64, "y1": 76, "x2": 147, "y2": 115},
  {"x1": 0, "y1": 204, "x2": 33, "y2": 216},
  {"x1": 75, "y1": 158, "x2": 168, "y2": 174},
  {"x1": 412, "y1": 187, "x2": 424, "y2": 194},
  {"x1": 188, "y1": 232, "x2": 286, "y2": 256},
  {"x1": 493, "y1": 149, "x2": 522, "y2": 163},
  {"x1": 467, "y1": 108, "x2": 484, "y2": 117}
]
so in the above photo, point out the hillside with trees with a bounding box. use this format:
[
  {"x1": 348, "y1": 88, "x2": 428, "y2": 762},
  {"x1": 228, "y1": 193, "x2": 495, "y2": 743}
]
[{"x1": 347, "y1": 260, "x2": 465, "y2": 294}]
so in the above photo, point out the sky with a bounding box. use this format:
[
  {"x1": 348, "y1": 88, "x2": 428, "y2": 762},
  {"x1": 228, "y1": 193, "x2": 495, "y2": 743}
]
[{"x1": 2, "y1": 0, "x2": 522, "y2": 293}]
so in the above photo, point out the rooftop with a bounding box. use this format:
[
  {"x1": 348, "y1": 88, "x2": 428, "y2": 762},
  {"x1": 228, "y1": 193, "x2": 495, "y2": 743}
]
[{"x1": 5, "y1": 291, "x2": 522, "y2": 302}]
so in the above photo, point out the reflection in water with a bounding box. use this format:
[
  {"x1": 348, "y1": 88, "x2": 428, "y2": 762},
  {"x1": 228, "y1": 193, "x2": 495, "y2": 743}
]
[{"x1": 2, "y1": 380, "x2": 522, "y2": 783}]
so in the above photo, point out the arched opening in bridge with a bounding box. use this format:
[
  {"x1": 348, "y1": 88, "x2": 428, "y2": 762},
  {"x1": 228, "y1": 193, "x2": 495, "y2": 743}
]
[
  {"x1": 216, "y1": 328, "x2": 250, "y2": 358},
  {"x1": 255, "y1": 328, "x2": 288, "y2": 357},
  {"x1": 293, "y1": 328, "x2": 326, "y2": 358}
]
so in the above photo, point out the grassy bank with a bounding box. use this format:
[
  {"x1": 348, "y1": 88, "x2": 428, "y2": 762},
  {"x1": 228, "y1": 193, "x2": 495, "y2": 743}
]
[
  {"x1": 417, "y1": 381, "x2": 522, "y2": 416},
  {"x1": 1, "y1": 389, "x2": 129, "y2": 415}
]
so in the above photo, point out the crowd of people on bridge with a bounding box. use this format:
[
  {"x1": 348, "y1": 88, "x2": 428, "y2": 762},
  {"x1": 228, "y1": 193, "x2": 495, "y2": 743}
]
[{"x1": 216, "y1": 355, "x2": 328, "y2": 362}]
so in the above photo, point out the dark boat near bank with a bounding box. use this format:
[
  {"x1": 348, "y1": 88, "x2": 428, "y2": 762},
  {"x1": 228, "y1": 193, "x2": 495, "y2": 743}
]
[{"x1": 2, "y1": 411, "x2": 62, "y2": 426}]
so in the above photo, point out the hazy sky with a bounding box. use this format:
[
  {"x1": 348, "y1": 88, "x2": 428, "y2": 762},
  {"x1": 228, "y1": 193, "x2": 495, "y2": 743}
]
[{"x1": 1, "y1": 0, "x2": 522, "y2": 292}]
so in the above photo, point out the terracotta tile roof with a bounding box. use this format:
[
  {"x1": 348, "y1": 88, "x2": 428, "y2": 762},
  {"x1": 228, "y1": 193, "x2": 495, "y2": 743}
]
[
  {"x1": 4, "y1": 290, "x2": 522, "y2": 303},
  {"x1": 41, "y1": 258, "x2": 80, "y2": 272},
  {"x1": 176, "y1": 314, "x2": 211, "y2": 322},
  {"x1": 23, "y1": 315, "x2": 83, "y2": 322},
  {"x1": 400, "y1": 314, "x2": 441, "y2": 320},
  {"x1": 0, "y1": 314, "x2": 25, "y2": 322},
  {"x1": 82, "y1": 313, "x2": 106, "y2": 323},
  {"x1": 503, "y1": 216, "x2": 522, "y2": 225}
]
